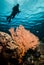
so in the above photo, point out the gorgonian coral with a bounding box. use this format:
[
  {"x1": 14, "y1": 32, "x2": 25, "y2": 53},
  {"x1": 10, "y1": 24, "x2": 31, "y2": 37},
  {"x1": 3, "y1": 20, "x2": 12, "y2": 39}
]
[{"x1": 9, "y1": 25, "x2": 39, "y2": 63}]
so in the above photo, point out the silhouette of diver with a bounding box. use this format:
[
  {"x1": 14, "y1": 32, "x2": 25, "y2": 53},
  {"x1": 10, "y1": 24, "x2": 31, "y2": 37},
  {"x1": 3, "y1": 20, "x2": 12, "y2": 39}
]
[{"x1": 7, "y1": 4, "x2": 20, "y2": 22}]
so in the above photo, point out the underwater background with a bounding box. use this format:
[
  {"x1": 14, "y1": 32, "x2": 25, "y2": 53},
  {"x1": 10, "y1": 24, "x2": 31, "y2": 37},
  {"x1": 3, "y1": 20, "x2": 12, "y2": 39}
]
[{"x1": 0, "y1": 0, "x2": 44, "y2": 40}]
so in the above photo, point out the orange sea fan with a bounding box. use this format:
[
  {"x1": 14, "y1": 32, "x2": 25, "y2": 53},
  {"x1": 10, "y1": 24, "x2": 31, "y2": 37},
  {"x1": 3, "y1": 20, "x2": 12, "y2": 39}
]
[{"x1": 9, "y1": 25, "x2": 39, "y2": 63}]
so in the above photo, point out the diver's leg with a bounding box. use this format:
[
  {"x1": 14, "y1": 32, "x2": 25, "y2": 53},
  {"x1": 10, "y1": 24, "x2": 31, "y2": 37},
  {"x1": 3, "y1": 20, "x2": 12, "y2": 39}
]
[
  {"x1": 7, "y1": 13, "x2": 12, "y2": 20},
  {"x1": 7, "y1": 16, "x2": 10, "y2": 20},
  {"x1": 7, "y1": 14, "x2": 12, "y2": 22},
  {"x1": 11, "y1": 13, "x2": 16, "y2": 19},
  {"x1": 8, "y1": 16, "x2": 12, "y2": 22}
]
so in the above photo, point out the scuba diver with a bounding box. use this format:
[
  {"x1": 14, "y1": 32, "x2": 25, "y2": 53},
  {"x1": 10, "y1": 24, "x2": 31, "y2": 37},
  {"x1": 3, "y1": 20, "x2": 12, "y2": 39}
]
[{"x1": 7, "y1": 4, "x2": 20, "y2": 22}]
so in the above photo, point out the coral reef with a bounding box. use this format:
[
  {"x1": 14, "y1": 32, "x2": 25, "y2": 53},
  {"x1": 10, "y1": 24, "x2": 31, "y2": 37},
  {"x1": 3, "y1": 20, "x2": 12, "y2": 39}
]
[
  {"x1": 0, "y1": 25, "x2": 41, "y2": 65},
  {"x1": 0, "y1": 32, "x2": 18, "y2": 65}
]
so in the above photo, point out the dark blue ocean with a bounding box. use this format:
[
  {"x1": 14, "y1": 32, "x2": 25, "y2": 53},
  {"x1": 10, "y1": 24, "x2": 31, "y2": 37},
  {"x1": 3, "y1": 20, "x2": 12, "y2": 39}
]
[{"x1": 0, "y1": 0, "x2": 44, "y2": 40}]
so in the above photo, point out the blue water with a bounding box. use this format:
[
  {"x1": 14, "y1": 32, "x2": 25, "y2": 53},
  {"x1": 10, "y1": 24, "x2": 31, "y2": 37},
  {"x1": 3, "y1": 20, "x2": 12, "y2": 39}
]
[{"x1": 0, "y1": 0, "x2": 44, "y2": 39}]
